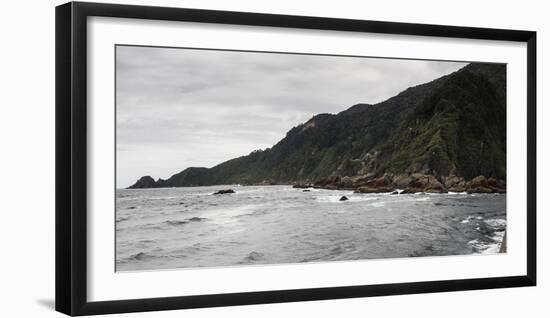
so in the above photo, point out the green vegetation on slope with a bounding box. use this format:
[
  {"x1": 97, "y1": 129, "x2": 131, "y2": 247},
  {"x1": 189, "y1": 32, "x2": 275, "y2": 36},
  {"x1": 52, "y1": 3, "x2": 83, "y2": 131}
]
[{"x1": 381, "y1": 67, "x2": 506, "y2": 179}]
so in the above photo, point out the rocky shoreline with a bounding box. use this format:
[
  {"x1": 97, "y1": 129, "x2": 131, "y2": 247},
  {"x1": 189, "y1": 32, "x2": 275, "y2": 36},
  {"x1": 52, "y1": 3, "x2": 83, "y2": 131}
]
[{"x1": 293, "y1": 174, "x2": 506, "y2": 194}]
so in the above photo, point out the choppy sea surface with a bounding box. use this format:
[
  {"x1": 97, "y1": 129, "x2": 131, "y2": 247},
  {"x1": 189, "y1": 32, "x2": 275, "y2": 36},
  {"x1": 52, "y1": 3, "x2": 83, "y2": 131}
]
[{"x1": 116, "y1": 185, "x2": 506, "y2": 271}]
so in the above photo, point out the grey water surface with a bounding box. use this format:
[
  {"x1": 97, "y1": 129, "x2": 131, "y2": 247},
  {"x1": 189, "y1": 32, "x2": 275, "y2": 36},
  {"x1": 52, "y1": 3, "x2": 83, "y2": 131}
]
[{"x1": 116, "y1": 185, "x2": 506, "y2": 271}]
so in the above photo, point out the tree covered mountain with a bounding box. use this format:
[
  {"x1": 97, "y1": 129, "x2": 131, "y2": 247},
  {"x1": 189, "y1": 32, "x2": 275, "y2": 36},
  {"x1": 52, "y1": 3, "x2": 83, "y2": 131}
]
[{"x1": 129, "y1": 63, "x2": 506, "y2": 189}]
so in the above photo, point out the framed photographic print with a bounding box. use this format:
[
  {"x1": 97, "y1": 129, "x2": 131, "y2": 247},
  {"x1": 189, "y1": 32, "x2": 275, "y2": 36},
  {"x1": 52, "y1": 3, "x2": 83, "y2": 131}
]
[{"x1": 55, "y1": 1, "x2": 536, "y2": 316}]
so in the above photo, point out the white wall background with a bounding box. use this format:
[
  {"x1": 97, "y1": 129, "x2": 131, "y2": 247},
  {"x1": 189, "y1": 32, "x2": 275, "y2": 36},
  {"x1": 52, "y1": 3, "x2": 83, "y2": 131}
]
[{"x1": 0, "y1": 0, "x2": 547, "y2": 316}]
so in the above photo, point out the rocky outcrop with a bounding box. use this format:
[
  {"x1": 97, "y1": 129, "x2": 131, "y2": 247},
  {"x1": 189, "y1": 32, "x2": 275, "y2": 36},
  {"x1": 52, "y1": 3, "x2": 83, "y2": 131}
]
[
  {"x1": 402, "y1": 174, "x2": 447, "y2": 194},
  {"x1": 339, "y1": 196, "x2": 349, "y2": 201},
  {"x1": 392, "y1": 175, "x2": 414, "y2": 189},
  {"x1": 353, "y1": 175, "x2": 394, "y2": 193},
  {"x1": 467, "y1": 175, "x2": 492, "y2": 193},
  {"x1": 314, "y1": 173, "x2": 505, "y2": 194},
  {"x1": 442, "y1": 175, "x2": 468, "y2": 192},
  {"x1": 292, "y1": 183, "x2": 313, "y2": 189},
  {"x1": 313, "y1": 176, "x2": 341, "y2": 188},
  {"x1": 127, "y1": 176, "x2": 157, "y2": 189},
  {"x1": 467, "y1": 175, "x2": 506, "y2": 193}
]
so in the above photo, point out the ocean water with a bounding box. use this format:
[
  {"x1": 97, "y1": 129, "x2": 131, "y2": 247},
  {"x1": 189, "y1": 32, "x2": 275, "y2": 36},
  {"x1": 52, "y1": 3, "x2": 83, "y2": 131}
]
[{"x1": 115, "y1": 185, "x2": 506, "y2": 271}]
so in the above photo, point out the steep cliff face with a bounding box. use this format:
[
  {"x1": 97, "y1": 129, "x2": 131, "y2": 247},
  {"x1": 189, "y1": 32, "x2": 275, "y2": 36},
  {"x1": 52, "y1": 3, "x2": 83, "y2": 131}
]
[
  {"x1": 128, "y1": 63, "x2": 506, "y2": 189},
  {"x1": 378, "y1": 65, "x2": 506, "y2": 179}
]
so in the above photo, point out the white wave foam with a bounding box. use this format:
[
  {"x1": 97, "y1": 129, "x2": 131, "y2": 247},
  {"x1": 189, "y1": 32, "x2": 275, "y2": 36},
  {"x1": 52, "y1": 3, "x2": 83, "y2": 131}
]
[
  {"x1": 348, "y1": 196, "x2": 377, "y2": 202},
  {"x1": 482, "y1": 231, "x2": 506, "y2": 254},
  {"x1": 371, "y1": 202, "x2": 386, "y2": 207},
  {"x1": 461, "y1": 216, "x2": 473, "y2": 223},
  {"x1": 484, "y1": 218, "x2": 507, "y2": 227},
  {"x1": 468, "y1": 230, "x2": 505, "y2": 254}
]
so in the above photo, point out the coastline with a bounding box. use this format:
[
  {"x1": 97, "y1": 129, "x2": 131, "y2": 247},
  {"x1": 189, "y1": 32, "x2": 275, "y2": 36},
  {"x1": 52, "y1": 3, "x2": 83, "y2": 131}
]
[{"x1": 126, "y1": 173, "x2": 506, "y2": 196}]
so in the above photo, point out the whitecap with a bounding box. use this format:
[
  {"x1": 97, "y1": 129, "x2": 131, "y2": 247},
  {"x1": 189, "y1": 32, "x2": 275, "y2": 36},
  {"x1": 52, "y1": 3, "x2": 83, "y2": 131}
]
[
  {"x1": 371, "y1": 202, "x2": 386, "y2": 207},
  {"x1": 316, "y1": 195, "x2": 353, "y2": 203},
  {"x1": 484, "y1": 218, "x2": 507, "y2": 227},
  {"x1": 116, "y1": 216, "x2": 131, "y2": 223},
  {"x1": 468, "y1": 239, "x2": 493, "y2": 253},
  {"x1": 347, "y1": 196, "x2": 377, "y2": 202},
  {"x1": 468, "y1": 231, "x2": 505, "y2": 254},
  {"x1": 461, "y1": 216, "x2": 474, "y2": 223},
  {"x1": 482, "y1": 231, "x2": 506, "y2": 254}
]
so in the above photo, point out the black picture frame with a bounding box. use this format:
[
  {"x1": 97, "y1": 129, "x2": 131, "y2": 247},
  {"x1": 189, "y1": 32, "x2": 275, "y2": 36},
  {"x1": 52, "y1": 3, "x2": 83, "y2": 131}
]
[{"x1": 55, "y1": 1, "x2": 537, "y2": 316}]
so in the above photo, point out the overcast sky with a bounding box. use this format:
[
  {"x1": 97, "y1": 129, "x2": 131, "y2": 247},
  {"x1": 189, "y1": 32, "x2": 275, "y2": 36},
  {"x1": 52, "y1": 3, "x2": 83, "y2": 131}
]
[{"x1": 116, "y1": 45, "x2": 467, "y2": 188}]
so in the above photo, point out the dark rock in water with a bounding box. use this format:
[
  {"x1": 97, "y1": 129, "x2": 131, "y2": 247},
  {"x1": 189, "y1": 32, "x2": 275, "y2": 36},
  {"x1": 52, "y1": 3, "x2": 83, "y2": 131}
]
[
  {"x1": 293, "y1": 183, "x2": 312, "y2": 189},
  {"x1": 127, "y1": 206, "x2": 137, "y2": 209},
  {"x1": 302, "y1": 189, "x2": 311, "y2": 192},
  {"x1": 390, "y1": 191, "x2": 399, "y2": 195},
  {"x1": 213, "y1": 189, "x2": 235, "y2": 195},
  {"x1": 188, "y1": 217, "x2": 208, "y2": 222},
  {"x1": 164, "y1": 220, "x2": 189, "y2": 226},
  {"x1": 339, "y1": 196, "x2": 349, "y2": 201},
  {"x1": 165, "y1": 217, "x2": 208, "y2": 226},
  {"x1": 131, "y1": 252, "x2": 147, "y2": 260}
]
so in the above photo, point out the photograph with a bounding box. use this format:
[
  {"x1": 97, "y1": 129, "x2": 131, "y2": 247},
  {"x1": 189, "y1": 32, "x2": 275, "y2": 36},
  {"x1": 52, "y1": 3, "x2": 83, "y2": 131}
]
[{"x1": 115, "y1": 45, "x2": 507, "y2": 272}]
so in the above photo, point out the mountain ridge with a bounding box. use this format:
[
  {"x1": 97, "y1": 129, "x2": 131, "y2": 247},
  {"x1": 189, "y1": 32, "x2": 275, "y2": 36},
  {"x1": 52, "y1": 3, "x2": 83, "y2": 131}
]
[{"x1": 128, "y1": 62, "x2": 506, "y2": 192}]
